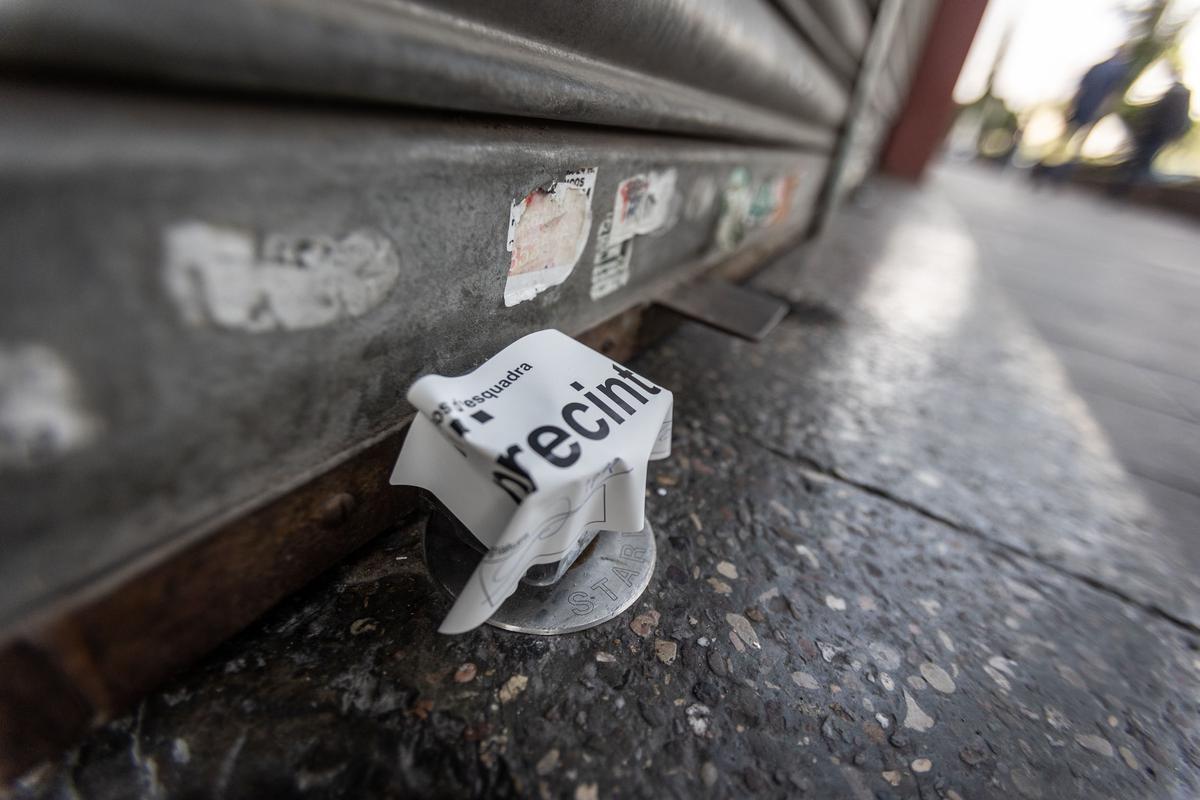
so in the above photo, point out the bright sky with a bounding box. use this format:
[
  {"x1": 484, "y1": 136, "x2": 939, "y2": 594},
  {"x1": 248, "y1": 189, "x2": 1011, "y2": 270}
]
[{"x1": 954, "y1": 0, "x2": 1200, "y2": 116}]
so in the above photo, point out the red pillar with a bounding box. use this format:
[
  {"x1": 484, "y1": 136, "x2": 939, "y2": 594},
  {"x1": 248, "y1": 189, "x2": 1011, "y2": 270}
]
[{"x1": 880, "y1": 0, "x2": 990, "y2": 182}]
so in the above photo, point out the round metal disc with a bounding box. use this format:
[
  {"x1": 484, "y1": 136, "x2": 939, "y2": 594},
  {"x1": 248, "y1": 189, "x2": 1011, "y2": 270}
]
[{"x1": 423, "y1": 515, "x2": 657, "y2": 635}]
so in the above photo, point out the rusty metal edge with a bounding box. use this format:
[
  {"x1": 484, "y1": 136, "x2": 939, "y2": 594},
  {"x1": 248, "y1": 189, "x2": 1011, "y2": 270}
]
[{"x1": 0, "y1": 430, "x2": 420, "y2": 783}]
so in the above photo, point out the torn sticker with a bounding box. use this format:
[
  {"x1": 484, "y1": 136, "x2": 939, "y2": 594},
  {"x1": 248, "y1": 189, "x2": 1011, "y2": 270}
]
[
  {"x1": 609, "y1": 169, "x2": 677, "y2": 244},
  {"x1": 390, "y1": 329, "x2": 672, "y2": 634},
  {"x1": 0, "y1": 343, "x2": 101, "y2": 468},
  {"x1": 713, "y1": 169, "x2": 803, "y2": 252},
  {"x1": 684, "y1": 176, "x2": 718, "y2": 222},
  {"x1": 714, "y1": 168, "x2": 755, "y2": 253},
  {"x1": 589, "y1": 213, "x2": 634, "y2": 301},
  {"x1": 748, "y1": 173, "x2": 801, "y2": 228},
  {"x1": 163, "y1": 223, "x2": 401, "y2": 332},
  {"x1": 504, "y1": 168, "x2": 597, "y2": 307}
]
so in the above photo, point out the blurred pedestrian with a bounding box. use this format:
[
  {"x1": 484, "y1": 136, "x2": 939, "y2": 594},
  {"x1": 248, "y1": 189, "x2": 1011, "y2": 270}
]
[
  {"x1": 1034, "y1": 49, "x2": 1132, "y2": 185},
  {"x1": 1068, "y1": 50, "x2": 1133, "y2": 138},
  {"x1": 1119, "y1": 72, "x2": 1192, "y2": 191}
]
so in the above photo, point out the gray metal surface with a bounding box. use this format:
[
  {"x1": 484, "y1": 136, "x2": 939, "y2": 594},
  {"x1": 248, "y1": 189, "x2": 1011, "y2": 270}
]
[
  {"x1": 833, "y1": 0, "x2": 938, "y2": 197},
  {"x1": 771, "y1": 0, "x2": 860, "y2": 82},
  {"x1": 0, "y1": 83, "x2": 828, "y2": 629},
  {"x1": 657, "y1": 280, "x2": 789, "y2": 342},
  {"x1": 808, "y1": 0, "x2": 873, "y2": 57},
  {"x1": 875, "y1": 0, "x2": 937, "y2": 121},
  {"x1": 425, "y1": 517, "x2": 657, "y2": 636},
  {"x1": 0, "y1": 0, "x2": 847, "y2": 147},
  {"x1": 808, "y1": 0, "x2": 907, "y2": 232}
]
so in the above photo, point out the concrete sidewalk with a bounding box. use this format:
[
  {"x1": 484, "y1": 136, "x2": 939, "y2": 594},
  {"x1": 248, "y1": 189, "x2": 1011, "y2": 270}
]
[
  {"x1": 14, "y1": 174, "x2": 1200, "y2": 799},
  {"x1": 935, "y1": 161, "x2": 1200, "y2": 580}
]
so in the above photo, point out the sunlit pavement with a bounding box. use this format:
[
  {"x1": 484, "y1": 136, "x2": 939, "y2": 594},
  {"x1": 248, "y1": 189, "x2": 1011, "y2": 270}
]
[
  {"x1": 16, "y1": 169, "x2": 1200, "y2": 799},
  {"x1": 936, "y1": 160, "x2": 1200, "y2": 576}
]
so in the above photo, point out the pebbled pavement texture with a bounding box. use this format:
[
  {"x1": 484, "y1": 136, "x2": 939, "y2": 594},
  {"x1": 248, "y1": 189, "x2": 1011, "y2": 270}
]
[{"x1": 12, "y1": 177, "x2": 1200, "y2": 799}]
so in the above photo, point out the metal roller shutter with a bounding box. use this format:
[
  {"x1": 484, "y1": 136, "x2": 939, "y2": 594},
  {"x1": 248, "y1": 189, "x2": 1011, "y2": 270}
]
[
  {"x1": 0, "y1": 0, "x2": 942, "y2": 778},
  {"x1": 833, "y1": 0, "x2": 940, "y2": 195},
  {"x1": 0, "y1": 0, "x2": 849, "y2": 146},
  {"x1": 0, "y1": 83, "x2": 827, "y2": 624}
]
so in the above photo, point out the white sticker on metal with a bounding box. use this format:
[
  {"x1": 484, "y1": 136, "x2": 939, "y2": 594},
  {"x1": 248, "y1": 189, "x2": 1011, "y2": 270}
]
[
  {"x1": 589, "y1": 213, "x2": 634, "y2": 301},
  {"x1": 504, "y1": 169, "x2": 597, "y2": 307},
  {"x1": 389, "y1": 329, "x2": 672, "y2": 634},
  {"x1": 0, "y1": 343, "x2": 101, "y2": 468},
  {"x1": 714, "y1": 169, "x2": 803, "y2": 252},
  {"x1": 610, "y1": 169, "x2": 677, "y2": 245},
  {"x1": 684, "y1": 176, "x2": 719, "y2": 222},
  {"x1": 163, "y1": 223, "x2": 401, "y2": 332}
]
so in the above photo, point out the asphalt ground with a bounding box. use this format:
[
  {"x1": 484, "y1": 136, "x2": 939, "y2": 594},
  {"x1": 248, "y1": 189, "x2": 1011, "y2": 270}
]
[{"x1": 13, "y1": 170, "x2": 1200, "y2": 799}]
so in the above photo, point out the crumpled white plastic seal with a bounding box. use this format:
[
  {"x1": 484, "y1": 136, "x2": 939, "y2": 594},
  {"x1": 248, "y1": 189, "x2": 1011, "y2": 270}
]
[{"x1": 390, "y1": 329, "x2": 673, "y2": 633}]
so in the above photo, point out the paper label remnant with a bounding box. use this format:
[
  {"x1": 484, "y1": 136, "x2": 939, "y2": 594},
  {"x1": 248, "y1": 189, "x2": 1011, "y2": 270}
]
[
  {"x1": 0, "y1": 343, "x2": 100, "y2": 468},
  {"x1": 589, "y1": 213, "x2": 634, "y2": 301},
  {"x1": 749, "y1": 173, "x2": 800, "y2": 229},
  {"x1": 505, "y1": 169, "x2": 597, "y2": 307},
  {"x1": 163, "y1": 223, "x2": 401, "y2": 332},
  {"x1": 684, "y1": 176, "x2": 719, "y2": 222},
  {"x1": 610, "y1": 169, "x2": 677, "y2": 245},
  {"x1": 586, "y1": 168, "x2": 676, "y2": 301},
  {"x1": 714, "y1": 168, "x2": 754, "y2": 252},
  {"x1": 714, "y1": 169, "x2": 803, "y2": 252},
  {"x1": 390, "y1": 329, "x2": 673, "y2": 634}
]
